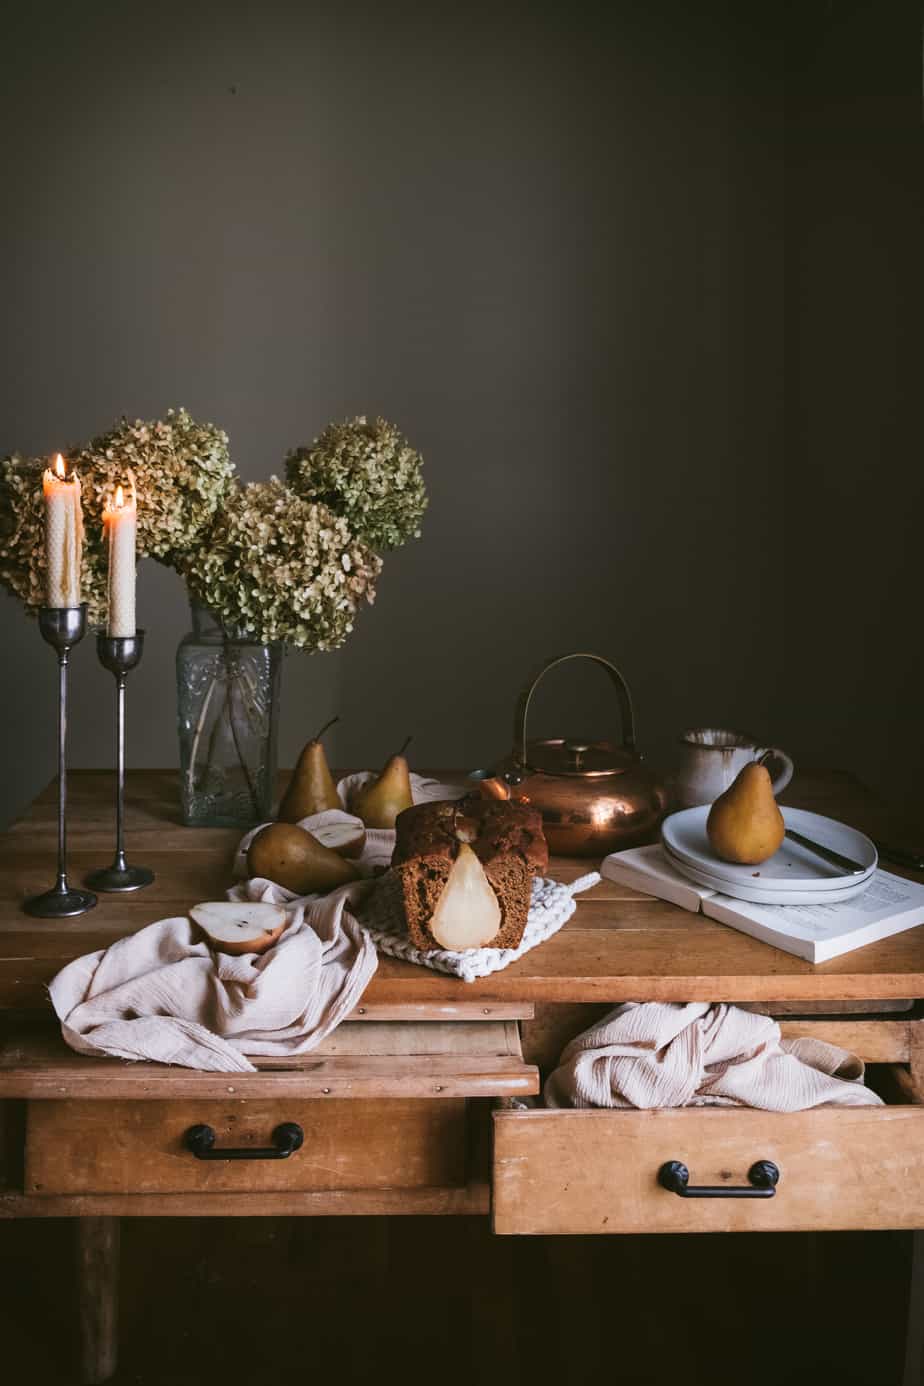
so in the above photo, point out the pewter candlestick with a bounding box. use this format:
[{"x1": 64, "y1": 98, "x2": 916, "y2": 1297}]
[
  {"x1": 86, "y1": 632, "x2": 154, "y2": 893},
  {"x1": 24, "y1": 606, "x2": 97, "y2": 917}
]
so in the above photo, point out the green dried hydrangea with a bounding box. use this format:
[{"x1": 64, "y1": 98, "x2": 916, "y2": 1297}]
[
  {"x1": 73, "y1": 408, "x2": 235, "y2": 563},
  {"x1": 0, "y1": 408, "x2": 235, "y2": 624},
  {"x1": 177, "y1": 477, "x2": 383, "y2": 649},
  {"x1": 286, "y1": 415, "x2": 426, "y2": 551}
]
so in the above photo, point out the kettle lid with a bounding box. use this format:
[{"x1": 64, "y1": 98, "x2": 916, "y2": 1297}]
[{"x1": 524, "y1": 738, "x2": 636, "y2": 777}]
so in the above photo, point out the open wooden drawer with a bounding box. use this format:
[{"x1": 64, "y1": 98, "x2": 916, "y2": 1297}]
[
  {"x1": 0, "y1": 1017, "x2": 539, "y2": 1205},
  {"x1": 494, "y1": 1018, "x2": 924, "y2": 1235}
]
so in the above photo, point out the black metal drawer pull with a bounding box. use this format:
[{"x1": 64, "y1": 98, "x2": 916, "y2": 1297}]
[
  {"x1": 184, "y1": 1122, "x2": 304, "y2": 1161},
  {"x1": 658, "y1": 1159, "x2": 780, "y2": 1199}
]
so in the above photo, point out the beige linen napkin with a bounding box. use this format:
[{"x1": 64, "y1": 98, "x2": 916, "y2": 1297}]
[
  {"x1": 49, "y1": 884, "x2": 377, "y2": 1073},
  {"x1": 544, "y1": 1001, "x2": 883, "y2": 1110}
]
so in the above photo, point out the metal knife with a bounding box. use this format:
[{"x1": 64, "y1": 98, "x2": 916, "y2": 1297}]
[{"x1": 784, "y1": 828, "x2": 868, "y2": 876}]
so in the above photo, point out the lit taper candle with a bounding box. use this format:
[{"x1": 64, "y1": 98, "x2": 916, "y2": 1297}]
[
  {"x1": 43, "y1": 453, "x2": 83, "y2": 608},
  {"x1": 103, "y1": 479, "x2": 137, "y2": 637}
]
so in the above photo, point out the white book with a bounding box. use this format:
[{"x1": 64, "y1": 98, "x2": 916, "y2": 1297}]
[{"x1": 602, "y1": 845, "x2": 924, "y2": 963}]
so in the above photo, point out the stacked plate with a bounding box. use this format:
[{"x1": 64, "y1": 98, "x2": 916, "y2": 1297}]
[{"x1": 661, "y1": 806, "x2": 878, "y2": 905}]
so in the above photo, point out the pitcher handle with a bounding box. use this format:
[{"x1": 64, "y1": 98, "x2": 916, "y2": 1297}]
[
  {"x1": 756, "y1": 746, "x2": 794, "y2": 797},
  {"x1": 514, "y1": 652, "x2": 637, "y2": 769}
]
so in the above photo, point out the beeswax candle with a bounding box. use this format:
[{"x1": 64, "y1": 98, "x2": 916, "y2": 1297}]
[
  {"x1": 43, "y1": 454, "x2": 83, "y2": 608},
  {"x1": 103, "y1": 481, "x2": 137, "y2": 637}
]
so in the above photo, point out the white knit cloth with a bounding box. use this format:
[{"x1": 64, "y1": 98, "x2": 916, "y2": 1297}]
[{"x1": 358, "y1": 870, "x2": 599, "y2": 983}]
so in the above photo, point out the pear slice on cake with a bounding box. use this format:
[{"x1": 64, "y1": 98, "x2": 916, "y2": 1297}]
[
  {"x1": 190, "y1": 901, "x2": 288, "y2": 955},
  {"x1": 428, "y1": 844, "x2": 502, "y2": 950}
]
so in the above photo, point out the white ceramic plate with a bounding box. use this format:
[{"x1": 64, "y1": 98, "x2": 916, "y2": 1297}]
[
  {"x1": 661, "y1": 841, "x2": 875, "y2": 906},
  {"x1": 661, "y1": 806, "x2": 877, "y2": 892}
]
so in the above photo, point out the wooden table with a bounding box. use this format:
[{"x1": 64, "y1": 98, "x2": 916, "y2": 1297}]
[{"x1": 1, "y1": 769, "x2": 923, "y2": 1384}]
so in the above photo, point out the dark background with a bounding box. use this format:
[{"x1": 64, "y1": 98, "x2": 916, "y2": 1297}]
[
  {"x1": 1, "y1": 0, "x2": 921, "y2": 830},
  {"x1": 1, "y1": 6, "x2": 922, "y2": 1384}
]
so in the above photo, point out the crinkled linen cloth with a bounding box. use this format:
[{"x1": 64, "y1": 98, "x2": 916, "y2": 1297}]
[
  {"x1": 47, "y1": 775, "x2": 463, "y2": 1072},
  {"x1": 544, "y1": 1001, "x2": 883, "y2": 1110},
  {"x1": 49, "y1": 885, "x2": 377, "y2": 1074}
]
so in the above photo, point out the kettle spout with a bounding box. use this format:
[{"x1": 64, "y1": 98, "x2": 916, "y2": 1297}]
[{"x1": 475, "y1": 776, "x2": 512, "y2": 801}]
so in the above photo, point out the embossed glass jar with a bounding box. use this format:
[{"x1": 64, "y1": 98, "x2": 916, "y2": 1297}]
[{"x1": 176, "y1": 603, "x2": 282, "y2": 827}]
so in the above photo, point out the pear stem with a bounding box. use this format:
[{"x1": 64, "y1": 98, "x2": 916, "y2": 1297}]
[
  {"x1": 314, "y1": 715, "x2": 340, "y2": 743},
  {"x1": 398, "y1": 735, "x2": 412, "y2": 757}
]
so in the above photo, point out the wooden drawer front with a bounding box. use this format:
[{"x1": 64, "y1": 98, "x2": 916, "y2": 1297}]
[
  {"x1": 493, "y1": 1102, "x2": 924, "y2": 1235},
  {"x1": 27, "y1": 1098, "x2": 467, "y2": 1196}
]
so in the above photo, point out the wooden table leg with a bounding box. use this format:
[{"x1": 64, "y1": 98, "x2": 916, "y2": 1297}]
[
  {"x1": 76, "y1": 1216, "x2": 120, "y2": 1385},
  {"x1": 904, "y1": 1232, "x2": 924, "y2": 1386}
]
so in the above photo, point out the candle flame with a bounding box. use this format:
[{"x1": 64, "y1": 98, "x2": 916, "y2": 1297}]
[
  {"x1": 115, "y1": 484, "x2": 125, "y2": 508},
  {"x1": 54, "y1": 454, "x2": 66, "y2": 479}
]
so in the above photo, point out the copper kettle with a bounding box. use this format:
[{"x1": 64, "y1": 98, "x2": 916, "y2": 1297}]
[{"x1": 483, "y1": 652, "x2": 667, "y2": 859}]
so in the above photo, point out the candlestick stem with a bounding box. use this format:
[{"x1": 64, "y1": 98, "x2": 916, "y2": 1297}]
[
  {"x1": 25, "y1": 607, "x2": 97, "y2": 918},
  {"x1": 87, "y1": 633, "x2": 153, "y2": 893},
  {"x1": 114, "y1": 675, "x2": 126, "y2": 869}
]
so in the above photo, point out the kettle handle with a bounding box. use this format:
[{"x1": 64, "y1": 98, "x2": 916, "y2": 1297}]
[{"x1": 514, "y1": 652, "x2": 638, "y2": 767}]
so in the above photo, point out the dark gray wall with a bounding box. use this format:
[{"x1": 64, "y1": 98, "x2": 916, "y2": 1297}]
[{"x1": 0, "y1": 2, "x2": 918, "y2": 831}]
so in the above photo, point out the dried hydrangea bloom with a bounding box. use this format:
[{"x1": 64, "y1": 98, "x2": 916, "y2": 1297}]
[
  {"x1": 0, "y1": 408, "x2": 235, "y2": 624},
  {"x1": 177, "y1": 477, "x2": 382, "y2": 649},
  {"x1": 72, "y1": 408, "x2": 235, "y2": 563},
  {"x1": 286, "y1": 415, "x2": 426, "y2": 551}
]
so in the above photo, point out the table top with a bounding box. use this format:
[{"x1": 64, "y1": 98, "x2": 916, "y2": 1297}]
[{"x1": 0, "y1": 769, "x2": 922, "y2": 1009}]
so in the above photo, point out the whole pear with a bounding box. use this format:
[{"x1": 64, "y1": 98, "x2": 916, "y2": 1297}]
[
  {"x1": 247, "y1": 822, "x2": 360, "y2": 894},
  {"x1": 351, "y1": 737, "x2": 414, "y2": 829},
  {"x1": 279, "y1": 717, "x2": 341, "y2": 822},
  {"x1": 706, "y1": 762, "x2": 785, "y2": 865}
]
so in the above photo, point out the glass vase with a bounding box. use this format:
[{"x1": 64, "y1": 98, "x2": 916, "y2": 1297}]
[{"x1": 176, "y1": 603, "x2": 282, "y2": 827}]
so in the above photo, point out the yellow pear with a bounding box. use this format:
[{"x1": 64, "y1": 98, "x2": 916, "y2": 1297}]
[
  {"x1": 278, "y1": 717, "x2": 341, "y2": 822},
  {"x1": 706, "y1": 762, "x2": 785, "y2": 865},
  {"x1": 247, "y1": 822, "x2": 359, "y2": 894},
  {"x1": 351, "y1": 738, "x2": 414, "y2": 829}
]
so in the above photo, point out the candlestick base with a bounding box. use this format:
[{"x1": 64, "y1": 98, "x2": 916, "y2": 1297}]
[
  {"x1": 86, "y1": 863, "x2": 154, "y2": 893},
  {"x1": 25, "y1": 884, "x2": 97, "y2": 918}
]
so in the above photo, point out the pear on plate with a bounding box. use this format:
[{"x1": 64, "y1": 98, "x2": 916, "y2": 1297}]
[
  {"x1": 247, "y1": 822, "x2": 360, "y2": 894},
  {"x1": 706, "y1": 761, "x2": 785, "y2": 865},
  {"x1": 278, "y1": 717, "x2": 341, "y2": 822},
  {"x1": 351, "y1": 738, "x2": 414, "y2": 829}
]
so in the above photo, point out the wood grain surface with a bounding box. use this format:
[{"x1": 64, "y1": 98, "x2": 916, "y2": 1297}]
[
  {"x1": 493, "y1": 1092, "x2": 924, "y2": 1235},
  {"x1": 0, "y1": 1017, "x2": 539, "y2": 1100},
  {"x1": 27, "y1": 1096, "x2": 475, "y2": 1195},
  {"x1": 1, "y1": 768, "x2": 922, "y2": 1006}
]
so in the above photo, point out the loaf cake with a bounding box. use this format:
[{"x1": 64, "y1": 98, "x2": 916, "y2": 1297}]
[
  {"x1": 381, "y1": 797, "x2": 545, "y2": 952},
  {"x1": 392, "y1": 845, "x2": 532, "y2": 952},
  {"x1": 392, "y1": 796, "x2": 548, "y2": 877}
]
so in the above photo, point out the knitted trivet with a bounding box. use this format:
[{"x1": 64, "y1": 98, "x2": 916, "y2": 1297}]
[{"x1": 356, "y1": 871, "x2": 600, "y2": 983}]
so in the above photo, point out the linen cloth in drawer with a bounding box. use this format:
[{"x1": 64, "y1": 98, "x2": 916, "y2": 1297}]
[{"x1": 493, "y1": 1085, "x2": 924, "y2": 1234}]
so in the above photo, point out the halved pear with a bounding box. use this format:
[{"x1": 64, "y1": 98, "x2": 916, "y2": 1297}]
[
  {"x1": 190, "y1": 901, "x2": 288, "y2": 956},
  {"x1": 429, "y1": 844, "x2": 502, "y2": 949}
]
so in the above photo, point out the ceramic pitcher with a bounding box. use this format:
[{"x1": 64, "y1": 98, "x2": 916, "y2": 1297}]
[{"x1": 671, "y1": 728, "x2": 794, "y2": 810}]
